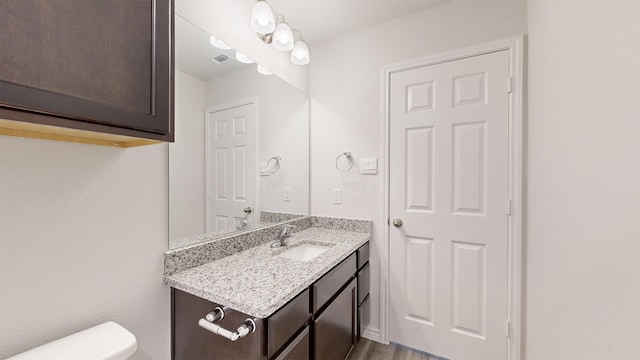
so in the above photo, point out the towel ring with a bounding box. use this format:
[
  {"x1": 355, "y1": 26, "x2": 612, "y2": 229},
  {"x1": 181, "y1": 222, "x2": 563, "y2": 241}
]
[
  {"x1": 335, "y1": 152, "x2": 353, "y2": 172},
  {"x1": 266, "y1": 156, "x2": 281, "y2": 173}
]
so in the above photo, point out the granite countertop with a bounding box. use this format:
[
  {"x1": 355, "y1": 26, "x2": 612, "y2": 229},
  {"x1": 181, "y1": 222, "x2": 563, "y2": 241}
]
[
  {"x1": 164, "y1": 226, "x2": 370, "y2": 318},
  {"x1": 168, "y1": 222, "x2": 276, "y2": 249}
]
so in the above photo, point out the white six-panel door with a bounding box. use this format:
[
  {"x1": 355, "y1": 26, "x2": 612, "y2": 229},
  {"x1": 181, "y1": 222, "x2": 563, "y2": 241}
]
[
  {"x1": 389, "y1": 50, "x2": 510, "y2": 360},
  {"x1": 205, "y1": 103, "x2": 255, "y2": 233}
]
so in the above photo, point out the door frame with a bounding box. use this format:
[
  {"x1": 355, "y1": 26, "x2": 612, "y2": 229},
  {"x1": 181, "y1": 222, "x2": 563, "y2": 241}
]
[
  {"x1": 204, "y1": 97, "x2": 259, "y2": 233},
  {"x1": 378, "y1": 36, "x2": 524, "y2": 360}
]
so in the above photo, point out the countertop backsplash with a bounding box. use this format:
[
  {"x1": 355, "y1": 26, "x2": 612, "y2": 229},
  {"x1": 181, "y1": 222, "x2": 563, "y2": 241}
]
[{"x1": 163, "y1": 216, "x2": 372, "y2": 277}]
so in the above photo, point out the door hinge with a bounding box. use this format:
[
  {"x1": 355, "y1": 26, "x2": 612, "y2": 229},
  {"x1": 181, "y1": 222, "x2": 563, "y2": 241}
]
[
  {"x1": 506, "y1": 320, "x2": 511, "y2": 338},
  {"x1": 507, "y1": 199, "x2": 512, "y2": 216},
  {"x1": 507, "y1": 76, "x2": 513, "y2": 94}
]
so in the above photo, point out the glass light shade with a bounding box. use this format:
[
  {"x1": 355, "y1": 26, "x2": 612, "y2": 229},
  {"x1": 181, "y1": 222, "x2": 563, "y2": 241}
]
[
  {"x1": 210, "y1": 35, "x2": 231, "y2": 50},
  {"x1": 272, "y1": 22, "x2": 294, "y2": 51},
  {"x1": 250, "y1": 1, "x2": 276, "y2": 35},
  {"x1": 235, "y1": 51, "x2": 254, "y2": 64},
  {"x1": 290, "y1": 40, "x2": 310, "y2": 65},
  {"x1": 257, "y1": 64, "x2": 272, "y2": 75}
]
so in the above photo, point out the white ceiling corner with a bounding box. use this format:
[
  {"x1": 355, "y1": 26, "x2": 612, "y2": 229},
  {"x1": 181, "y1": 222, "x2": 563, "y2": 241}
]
[{"x1": 265, "y1": 0, "x2": 450, "y2": 44}]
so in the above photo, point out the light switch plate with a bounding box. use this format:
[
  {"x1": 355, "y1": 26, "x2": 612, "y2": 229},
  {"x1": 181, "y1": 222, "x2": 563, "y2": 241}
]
[
  {"x1": 360, "y1": 157, "x2": 378, "y2": 175},
  {"x1": 284, "y1": 187, "x2": 291, "y2": 202},
  {"x1": 332, "y1": 189, "x2": 341, "y2": 204}
]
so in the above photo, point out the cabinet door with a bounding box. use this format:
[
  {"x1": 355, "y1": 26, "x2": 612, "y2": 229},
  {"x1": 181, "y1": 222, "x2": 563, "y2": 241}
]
[
  {"x1": 268, "y1": 289, "x2": 310, "y2": 358},
  {"x1": 314, "y1": 278, "x2": 357, "y2": 360},
  {"x1": 172, "y1": 289, "x2": 265, "y2": 360},
  {"x1": 273, "y1": 326, "x2": 310, "y2": 360},
  {"x1": 0, "y1": 0, "x2": 173, "y2": 141}
]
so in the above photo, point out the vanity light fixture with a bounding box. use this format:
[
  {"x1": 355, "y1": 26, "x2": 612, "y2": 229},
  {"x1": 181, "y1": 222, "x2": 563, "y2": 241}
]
[
  {"x1": 250, "y1": 0, "x2": 310, "y2": 66},
  {"x1": 250, "y1": 0, "x2": 276, "y2": 34},
  {"x1": 257, "y1": 64, "x2": 272, "y2": 75},
  {"x1": 272, "y1": 21, "x2": 294, "y2": 51},
  {"x1": 290, "y1": 32, "x2": 309, "y2": 65},
  {"x1": 235, "y1": 51, "x2": 254, "y2": 64},
  {"x1": 209, "y1": 35, "x2": 231, "y2": 50}
]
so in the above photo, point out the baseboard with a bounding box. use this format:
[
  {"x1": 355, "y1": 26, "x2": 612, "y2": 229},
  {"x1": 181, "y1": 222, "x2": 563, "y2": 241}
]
[{"x1": 362, "y1": 327, "x2": 384, "y2": 344}]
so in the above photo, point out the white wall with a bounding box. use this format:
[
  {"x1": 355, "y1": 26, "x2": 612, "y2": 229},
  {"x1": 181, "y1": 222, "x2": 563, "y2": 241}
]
[
  {"x1": 170, "y1": 71, "x2": 206, "y2": 240},
  {"x1": 525, "y1": 1, "x2": 640, "y2": 359},
  {"x1": 0, "y1": 137, "x2": 170, "y2": 359},
  {"x1": 175, "y1": 0, "x2": 309, "y2": 93},
  {"x1": 309, "y1": 0, "x2": 527, "y2": 338},
  {"x1": 206, "y1": 66, "x2": 310, "y2": 217}
]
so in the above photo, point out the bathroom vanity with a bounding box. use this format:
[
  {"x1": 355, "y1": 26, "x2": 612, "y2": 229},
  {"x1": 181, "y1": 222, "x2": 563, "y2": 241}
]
[{"x1": 164, "y1": 217, "x2": 371, "y2": 360}]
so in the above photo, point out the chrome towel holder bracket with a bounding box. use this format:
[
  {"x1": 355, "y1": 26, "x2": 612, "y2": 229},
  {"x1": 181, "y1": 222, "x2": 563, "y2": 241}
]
[
  {"x1": 335, "y1": 152, "x2": 353, "y2": 172},
  {"x1": 266, "y1": 156, "x2": 281, "y2": 173}
]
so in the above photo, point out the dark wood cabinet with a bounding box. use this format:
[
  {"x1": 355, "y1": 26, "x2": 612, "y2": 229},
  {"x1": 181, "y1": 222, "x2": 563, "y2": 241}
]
[
  {"x1": 274, "y1": 326, "x2": 310, "y2": 360},
  {"x1": 0, "y1": 0, "x2": 174, "y2": 146},
  {"x1": 171, "y1": 244, "x2": 368, "y2": 360},
  {"x1": 356, "y1": 243, "x2": 371, "y2": 341},
  {"x1": 313, "y1": 254, "x2": 357, "y2": 313},
  {"x1": 172, "y1": 290, "x2": 266, "y2": 360},
  {"x1": 267, "y1": 289, "x2": 311, "y2": 359},
  {"x1": 314, "y1": 278, "x2": 357, "y2": 360}
]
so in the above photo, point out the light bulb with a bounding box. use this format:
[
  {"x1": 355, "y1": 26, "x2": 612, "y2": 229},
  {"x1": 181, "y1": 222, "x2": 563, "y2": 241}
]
[
  {"x1": 257, "y1": 64, "x2": 272, "y2": 75},
  {"x1": 235, "y1": 51, "x2": 254, "y2": 64},
  {"x1": 210, "y1": 35, "x2": 231, "y2": 50},
  {"x1": 250, "y1": 1, "x2": 276, "y2": 35},
  {"x1": 272, "y1": 22, "x2": 293, "y2": 51},
  {"x1": 290, "y1": 40, "x2": 309, "y2": 65}
]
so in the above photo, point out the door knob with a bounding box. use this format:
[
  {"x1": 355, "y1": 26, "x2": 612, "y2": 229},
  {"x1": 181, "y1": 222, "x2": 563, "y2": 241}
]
[
  {"x1": 392, "y1": 218, "x2": 403, "y2": 227},
  {"x1": 243, "y1": 207, "x2": 253, "y2": 214}
]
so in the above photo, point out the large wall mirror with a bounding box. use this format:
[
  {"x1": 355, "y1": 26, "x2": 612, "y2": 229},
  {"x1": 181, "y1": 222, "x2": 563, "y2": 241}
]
[{"x1": 169, "y1": 15, "x2": 310, "y2": 249}]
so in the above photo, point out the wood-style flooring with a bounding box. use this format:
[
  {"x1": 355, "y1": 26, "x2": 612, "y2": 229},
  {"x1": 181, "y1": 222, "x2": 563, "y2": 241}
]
[{"x1": 347, "y1": 339, "x2": 447, "y2": 360}]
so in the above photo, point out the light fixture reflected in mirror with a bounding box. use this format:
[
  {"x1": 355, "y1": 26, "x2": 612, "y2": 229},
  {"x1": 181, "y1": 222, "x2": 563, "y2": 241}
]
[
  {"x1": 210, "y1": 35, "x2": 231, "y2": 50},
  {"x1": 235, "y1": 51, "x2": 254, "y2": 64},
  {"x1": 257, "y1": 64, "x2": 272, "y2": 75}
]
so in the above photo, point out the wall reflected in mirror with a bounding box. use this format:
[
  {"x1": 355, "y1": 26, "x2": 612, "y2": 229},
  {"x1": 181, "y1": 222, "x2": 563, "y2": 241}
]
[{"x1": 169, "y1": 15, "x2": 310, "y2": 249}]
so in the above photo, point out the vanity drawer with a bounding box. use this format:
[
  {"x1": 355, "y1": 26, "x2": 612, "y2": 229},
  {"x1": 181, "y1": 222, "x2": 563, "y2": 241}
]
[
  {"x1": 357, "y1": 243, "x2": 370, "y2": 269},
  {"x1": 312, "y1": 253, "x2": 356, "y2": 314},
  {"x1": 273, "y1": 326, "x2": 310, "y2": 360},
  {"x1": 267, "y1": 288, "x2": 310, "y2": 358},
  {"x1": 357, "y1": 262, "x2": 370, "y2": 306}
]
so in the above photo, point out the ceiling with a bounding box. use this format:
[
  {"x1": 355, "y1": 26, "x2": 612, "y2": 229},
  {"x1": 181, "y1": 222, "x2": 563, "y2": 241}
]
[
  {"x1": 265, "y1": 0, "x2": 449, "y2": 44},
  {"x1": 175, "y1": 16, "x2": 250, "y2": 81},
  {"x1": 176, "y1": 1, "x2": 451, "y2": 80}
]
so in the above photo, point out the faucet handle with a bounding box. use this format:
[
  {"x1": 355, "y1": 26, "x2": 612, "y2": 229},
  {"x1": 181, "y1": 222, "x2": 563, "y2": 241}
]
[{"x1": 280, "y1": 224, "x2": 296, "y2": 237}]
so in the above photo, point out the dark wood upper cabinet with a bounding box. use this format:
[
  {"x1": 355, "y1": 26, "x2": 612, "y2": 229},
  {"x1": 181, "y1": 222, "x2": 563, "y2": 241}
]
[{"x1": 0, "y1": 0, "x2": 174, "y2": 146}]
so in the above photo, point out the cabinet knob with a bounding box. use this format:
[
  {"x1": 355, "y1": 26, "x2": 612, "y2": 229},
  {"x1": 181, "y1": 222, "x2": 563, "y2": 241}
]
[
  {"x1": 243, "y1": 207, "x2": 253, "y2": 214},
  {"x1": 392, "y1": 218, "x2": 403, "y2": 227}
]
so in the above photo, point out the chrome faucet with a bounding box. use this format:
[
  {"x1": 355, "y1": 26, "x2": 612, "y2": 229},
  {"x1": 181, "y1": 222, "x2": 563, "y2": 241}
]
[
  {"x1": 270, "y1": 224, "x2": 296, "y2": 249},
  {"x1": 236, "y1": 220, "x2": 250, "y2": 231}
]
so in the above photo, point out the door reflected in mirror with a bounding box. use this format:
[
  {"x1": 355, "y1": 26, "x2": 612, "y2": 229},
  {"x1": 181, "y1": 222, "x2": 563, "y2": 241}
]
[{"x1": 169, "y1": 15, "x2": 309, "y2": 249}]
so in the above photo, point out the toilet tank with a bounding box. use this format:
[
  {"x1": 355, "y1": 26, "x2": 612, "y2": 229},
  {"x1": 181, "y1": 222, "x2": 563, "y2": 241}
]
[{"x1": 7, "y1": 321, "x2": 137, "y2": 360}]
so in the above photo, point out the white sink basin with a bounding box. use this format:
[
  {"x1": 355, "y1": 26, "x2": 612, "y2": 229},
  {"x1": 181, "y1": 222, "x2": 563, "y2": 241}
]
[{"x1": 277, "y1": 243, "x2": 330, "y2": 261}]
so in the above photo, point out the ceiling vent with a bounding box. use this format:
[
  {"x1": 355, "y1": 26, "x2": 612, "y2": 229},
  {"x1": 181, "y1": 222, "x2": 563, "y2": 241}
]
[{"x1": 208, "y1": 54, "x2": 229, "y2": 64}]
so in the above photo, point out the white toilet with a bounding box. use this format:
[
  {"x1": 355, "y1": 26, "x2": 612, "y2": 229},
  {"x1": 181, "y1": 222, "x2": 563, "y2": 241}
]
[{"x1": 7, "y1": 321, "x2": 137, "y2": 360}]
